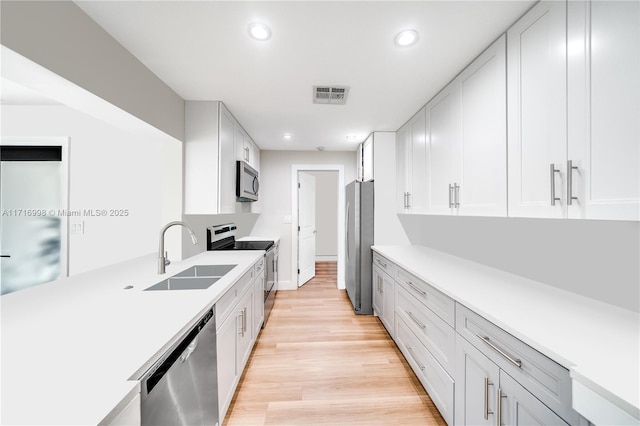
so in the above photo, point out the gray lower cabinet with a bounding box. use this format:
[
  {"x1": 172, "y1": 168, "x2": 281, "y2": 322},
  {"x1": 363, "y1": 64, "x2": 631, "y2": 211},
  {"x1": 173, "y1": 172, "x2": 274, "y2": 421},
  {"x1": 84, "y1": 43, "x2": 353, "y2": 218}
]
[{"x1": 372, "y1": 263, "x2": 395, "y2": 337}]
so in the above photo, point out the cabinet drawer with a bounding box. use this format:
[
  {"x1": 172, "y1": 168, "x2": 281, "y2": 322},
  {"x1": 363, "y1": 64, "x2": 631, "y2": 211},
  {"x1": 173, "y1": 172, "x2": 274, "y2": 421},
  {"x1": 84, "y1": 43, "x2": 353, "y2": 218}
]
[
  {"x1": 396, "y1": 268, "x2": 455, "y2": 327},
  {"x1": 396, "y1": 315, "x2": 454, "y2": 425},
  {"x1": 216, "y1": 269, "x2": 253, "y2": 328},
  {"x1": 373, "y1": 252, "x2": 396, "y2": 277},
  {"x1": 396, "y1": 284, "x2": 455, "y2": 373},
  {"x1": 456, "y1": 303, "x2": 577, "y2": 424}
]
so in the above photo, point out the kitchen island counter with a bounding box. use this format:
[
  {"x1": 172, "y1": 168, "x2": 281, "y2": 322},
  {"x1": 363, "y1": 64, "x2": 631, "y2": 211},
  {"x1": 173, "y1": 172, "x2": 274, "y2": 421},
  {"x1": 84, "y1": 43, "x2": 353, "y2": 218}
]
[{"x1": 0, "y1": 250, "x2": 263, "y2": 425}]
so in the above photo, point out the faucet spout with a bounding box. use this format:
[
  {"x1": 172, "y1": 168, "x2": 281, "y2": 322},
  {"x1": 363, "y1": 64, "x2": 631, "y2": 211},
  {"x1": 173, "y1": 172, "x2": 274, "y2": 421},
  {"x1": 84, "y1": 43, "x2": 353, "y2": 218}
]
[{"x1": 158, "y1": 221, "x2": 199, "y2": 274}]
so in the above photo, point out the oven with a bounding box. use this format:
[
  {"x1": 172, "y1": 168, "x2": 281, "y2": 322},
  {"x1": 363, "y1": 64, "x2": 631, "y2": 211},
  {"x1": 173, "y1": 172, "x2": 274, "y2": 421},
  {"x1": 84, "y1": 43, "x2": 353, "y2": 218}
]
[{"x1": 206, "y1": 223, "x2": 277, "y2": 327}]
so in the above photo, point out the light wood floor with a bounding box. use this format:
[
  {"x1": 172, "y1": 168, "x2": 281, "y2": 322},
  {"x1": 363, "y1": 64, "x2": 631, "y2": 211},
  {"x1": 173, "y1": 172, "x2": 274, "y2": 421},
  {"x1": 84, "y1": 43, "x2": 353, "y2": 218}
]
[{"x1": 223, "y1": 261, "x2": 447, "y2": 425}]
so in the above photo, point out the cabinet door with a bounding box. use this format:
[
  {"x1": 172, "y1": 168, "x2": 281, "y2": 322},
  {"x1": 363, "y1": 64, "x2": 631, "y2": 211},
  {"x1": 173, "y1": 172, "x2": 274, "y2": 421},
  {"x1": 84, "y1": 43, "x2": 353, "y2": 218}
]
[
  {"x1": 396, "y1": 123, "x2": 411, "y2": 212},
  {"x1": 459, "y1": 35, "x2": 507, "y2": 217},
  {"x1": 499, "y1": 370, "x2": 569, "y2": 425},
  {"x1": 237, "y1": 289, "x2": 254, "y2": 371},
  {"x1": 217, "y1": 311, "x2": 239, "y2": 421},
  {"x1": 380, "y1": 271, "x2": 395, "y2": 338},
  {"x1": 219, "y1": 105, "x2": 237, "y2": 214},
  {"x1": 372, "y1": 265, "x2": 383, "y2": 318},
  {"x1": 235, "y1": 125, "x2": 246, "y2": 163},
  {"x1": 455, "y1": 334, "x2": 500, "y2": 426},
  {"x1": 410, "y1": 107, "x2": 429, "y2": 213},
  {"x1": 507, "y1": 1, "x2": 567, "y2": 218},
  {"x1": 362, "y1": 134, "x2": 374, "y2": 182},
  {"x1": 567, "y1": 0, "x2": 640, "y2": 221},
  {"x1": 427, "y1": 82, "x2": 461, "y2": 215},
  {"x1": 357, "y1": 142, "x2": 364, "y2": 182},
  {"x1": 246, "y1": 137, "x2": 260, "y2": 170},
  {"x1": 253, "y1": 275, "x2": 264, "y2": 336}
]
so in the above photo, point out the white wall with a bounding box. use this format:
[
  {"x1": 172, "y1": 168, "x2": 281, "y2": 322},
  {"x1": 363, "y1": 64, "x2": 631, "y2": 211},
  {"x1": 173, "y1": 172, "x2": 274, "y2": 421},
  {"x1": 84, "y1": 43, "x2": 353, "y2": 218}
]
[
  {"x1": 1, "y1": 1, "x2": 184, "y2": 141},
  {"x1": 1, "y1": 105, "x2": 183, "y2": 275},
  {"x1": 398, "y1": 215, "x2": 640, "y2": 312},
  {"x1": 307, "y1": 171, "x2": 338, "y2": 258},
  {"x1": 250, "y1": 150, "x2": 356, "y2": 289}
]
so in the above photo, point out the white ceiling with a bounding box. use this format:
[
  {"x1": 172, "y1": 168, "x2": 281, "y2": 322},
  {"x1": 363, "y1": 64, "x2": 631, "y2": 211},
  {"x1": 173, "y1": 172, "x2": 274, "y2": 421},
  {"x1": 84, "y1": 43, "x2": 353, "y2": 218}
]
[{"x1": 71, "y1": 1, "x2": 535, "y2": 151}]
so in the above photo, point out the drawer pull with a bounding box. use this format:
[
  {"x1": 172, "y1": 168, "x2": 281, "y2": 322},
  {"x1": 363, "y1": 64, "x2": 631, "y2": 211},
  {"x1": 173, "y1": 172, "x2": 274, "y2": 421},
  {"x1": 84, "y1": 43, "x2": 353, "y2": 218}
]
[
  {"x1": 407, "y1": 311, "x2": 426, "y2": 329},
  {"x1": 406, "y1": 346, "x2": 425, "y2": 371},
  {"x1": 377, "y1": 258, "x2": 388, "y2": 268},
  {"x1": 407, "y1": 281, "x2": 426, "y2": 296},
  {"x1": 477, "y1": 335, "x2": 522, "y2": 368}
]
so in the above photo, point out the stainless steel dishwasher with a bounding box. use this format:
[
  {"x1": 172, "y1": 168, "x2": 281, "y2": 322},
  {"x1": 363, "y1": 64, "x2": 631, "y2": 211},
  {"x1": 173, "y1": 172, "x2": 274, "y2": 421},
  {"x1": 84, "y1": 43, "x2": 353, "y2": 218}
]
[{"x1": 140, "y1": 307, "x2": 219, "y2": 426}]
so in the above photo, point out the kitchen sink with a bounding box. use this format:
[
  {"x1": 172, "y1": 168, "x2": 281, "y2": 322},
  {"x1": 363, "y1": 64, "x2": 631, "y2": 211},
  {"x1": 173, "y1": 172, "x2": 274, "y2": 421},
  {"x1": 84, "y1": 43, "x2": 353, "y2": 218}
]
[
  {"x1": 144, "y1": 264, "x2": 237, "y2": 291},
  {"x1": 172, "y1": 264, "x2": 237, "y2": 278}
]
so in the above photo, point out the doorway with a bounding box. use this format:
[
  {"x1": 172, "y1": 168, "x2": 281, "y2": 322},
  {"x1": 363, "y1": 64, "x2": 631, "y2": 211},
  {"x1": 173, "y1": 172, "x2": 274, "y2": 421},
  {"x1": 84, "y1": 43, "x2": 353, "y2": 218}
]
[
  {"x1": 0, "y1": 138, "x2": 69, "y2": 295},
  {"x1": 291, "y1": 165, "x2": 345, "y2": 290}
]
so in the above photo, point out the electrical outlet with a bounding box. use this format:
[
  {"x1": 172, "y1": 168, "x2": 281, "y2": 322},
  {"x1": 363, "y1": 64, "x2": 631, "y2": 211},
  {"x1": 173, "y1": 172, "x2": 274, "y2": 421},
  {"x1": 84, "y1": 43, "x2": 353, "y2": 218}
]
[
  {"x1": 283, "y1": 215, "x2": 292, "y2": 224},
  {"x1": 71, "y1": 221, "x2": 84, "y2": 234}
]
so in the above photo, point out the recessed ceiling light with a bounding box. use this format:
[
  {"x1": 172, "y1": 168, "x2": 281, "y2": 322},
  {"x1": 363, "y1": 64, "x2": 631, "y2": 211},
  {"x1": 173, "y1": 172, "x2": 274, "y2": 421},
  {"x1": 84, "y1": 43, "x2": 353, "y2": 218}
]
[
  {"x1": 248, "y1": 22, "x2": 271, "y2": 41},
  {"x1": 346, "y1": 135, "x2": 357, "y2": 141},
  {"x1": 283, "y1": 133, "x2": 292, "y2": 140},
  {"x1": 395, "y1": 29, "x2": 419, "y2": 47}
]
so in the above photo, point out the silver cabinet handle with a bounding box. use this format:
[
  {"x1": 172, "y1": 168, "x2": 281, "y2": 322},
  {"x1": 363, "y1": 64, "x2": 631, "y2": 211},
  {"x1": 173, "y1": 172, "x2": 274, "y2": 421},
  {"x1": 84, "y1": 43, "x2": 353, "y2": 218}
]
[
  {"x1": 379, "y1": 277, "x2": 384, "y2": 294},
  {"x1": 238, "y1": 310, "x2": 244, "y2": 336},
  {"x1": 406, "y1": 192, "x2": 411, "y2": 208},
  {"x1": 243, "y1": 307, "x2": 247, "y2": 334},
  {"x1": 454, "y1": 183, "x2": 460, "y2": 208},
  {"x1": 406, "y1": 346, "x2": 425, "y2": 371},
  {"x1": 567, "y1": 160, "x2": 578, "y2": 205},
  {"x1": 407, "y1": 311, "x2": 425, "y2": 329},
  {"x1": 403, "y1": 192, "x2": 408, "y2": 209},
  {"x1": 484, "y1": 377, "x2": 494, "y2": 420},
  {"x1": 407, "y1": 281, "x2": 426, "y2": 296},
  {"x1": 448, "y1": 184, "x2": 454, "y2": 208},
  {"x1": 550, "y1": 164, "x2": 561, "y2": 206},
  {"x1": 477, "y1": 335, "x2": 522, "y2": 368},
  {"x1": 377, "y1": 258, "x2": 388, "y2": 268},
  {"x1": 497, "y1": 388, "x2": 506, "y2": 426}
]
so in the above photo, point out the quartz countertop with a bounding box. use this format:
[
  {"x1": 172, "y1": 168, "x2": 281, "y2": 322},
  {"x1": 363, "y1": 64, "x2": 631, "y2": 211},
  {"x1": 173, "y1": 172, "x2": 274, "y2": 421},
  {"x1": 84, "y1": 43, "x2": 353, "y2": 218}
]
[
  {"x1": 372, "y1": 245, "x2": 639, "y2": 424},
  {"x1": 0, "y1": 250, "x2": 263, "y2": 425}
]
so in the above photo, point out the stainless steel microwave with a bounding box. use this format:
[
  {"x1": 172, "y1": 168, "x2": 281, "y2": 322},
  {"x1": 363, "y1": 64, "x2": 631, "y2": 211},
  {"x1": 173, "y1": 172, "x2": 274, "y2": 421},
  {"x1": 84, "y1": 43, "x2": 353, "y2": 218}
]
[{"x1": 236, "y1": 160, "x2": 259, "y2": 202}]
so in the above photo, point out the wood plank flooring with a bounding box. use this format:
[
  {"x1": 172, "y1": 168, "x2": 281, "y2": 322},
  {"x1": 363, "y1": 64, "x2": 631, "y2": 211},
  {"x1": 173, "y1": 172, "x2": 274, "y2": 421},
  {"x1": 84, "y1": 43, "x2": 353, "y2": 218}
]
[{"x1": 223, "y1": 261, "x2": 446, "y2": 425}]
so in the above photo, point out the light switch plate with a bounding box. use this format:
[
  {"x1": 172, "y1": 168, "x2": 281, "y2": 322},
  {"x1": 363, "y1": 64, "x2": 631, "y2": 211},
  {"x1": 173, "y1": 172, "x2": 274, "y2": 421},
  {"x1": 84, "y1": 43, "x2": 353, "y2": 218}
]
[{"x1": 283, "y1": 215, "x2": 292, "y2": 224}]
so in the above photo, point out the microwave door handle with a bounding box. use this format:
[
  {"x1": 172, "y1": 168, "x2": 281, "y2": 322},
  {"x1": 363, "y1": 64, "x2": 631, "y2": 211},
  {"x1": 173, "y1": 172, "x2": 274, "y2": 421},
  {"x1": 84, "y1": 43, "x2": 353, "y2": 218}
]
[{"x1": 253, "y1": 176, "x2": 259, "y2": 195}]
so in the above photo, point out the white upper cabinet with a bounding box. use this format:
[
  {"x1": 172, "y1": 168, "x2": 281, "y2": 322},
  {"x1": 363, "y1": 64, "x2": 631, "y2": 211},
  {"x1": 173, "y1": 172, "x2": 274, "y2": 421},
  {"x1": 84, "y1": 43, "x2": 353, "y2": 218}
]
[
  {"x1": 184, "y1": 101, "x2": 261, "y2": 214},
  {"x1": 458, "y1": 35, "x2": 507, "y2": 216},
  {"x1": 567, "y1": 0, "x2": 640, "y2": 221},
  {"x1": 397, "y1": 107, "x2": 429, "y2": 213},
  {"x1": 426, "y1": 81, "x2": 461, "y2": 215},
  {"x1": 507, "y1": 1, "x2": 568, "y2": 219},
  {"x1": 362, "y1": 133, "x2": 374, "y2": 182}
]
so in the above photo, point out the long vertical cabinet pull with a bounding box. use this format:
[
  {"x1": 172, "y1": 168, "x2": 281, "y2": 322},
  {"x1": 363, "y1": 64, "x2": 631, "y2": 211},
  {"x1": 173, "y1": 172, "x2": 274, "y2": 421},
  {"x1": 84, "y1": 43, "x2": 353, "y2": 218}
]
[
  {"x1": 448, "y1": 184, "x2": 454, "y2": 208},
  {"x1": 496, "y1": 388, "x2": 506, "y2": 426},
  {"x1": 484, "y1": 377, "x2": 494, "y2": 420},
  {"x1": 407, "y1": 192, "x2": 411, "y2": 209},
  {"x1": 567, "y1": 160, "x2": 578, "y2": 205},
  {"x1": 550, "y1": 164, "x2": 561, "y2": 205},
  {"x1": 238, "y1": 311, "x2": 244, "y2": 336},
  {"x1": 454, "y1": 183, "x2": 460, "y2": 208}
]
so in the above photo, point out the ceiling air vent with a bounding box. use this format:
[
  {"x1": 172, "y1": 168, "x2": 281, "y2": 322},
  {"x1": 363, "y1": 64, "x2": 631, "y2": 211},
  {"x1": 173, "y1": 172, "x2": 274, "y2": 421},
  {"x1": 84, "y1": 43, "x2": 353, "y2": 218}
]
[{"x1": 313, "y1": 86, "x2": 349, "y2": 105}]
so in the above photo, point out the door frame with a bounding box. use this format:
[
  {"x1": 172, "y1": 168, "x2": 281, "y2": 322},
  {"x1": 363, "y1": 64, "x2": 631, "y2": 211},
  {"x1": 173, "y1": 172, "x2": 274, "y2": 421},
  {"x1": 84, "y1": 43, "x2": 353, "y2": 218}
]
[
  {"x1": 0, "y1": 137, "x2": 70, "y2": 279},
  {"x1": 291, "y1": 164, "x2": 345, "y2": 290}
]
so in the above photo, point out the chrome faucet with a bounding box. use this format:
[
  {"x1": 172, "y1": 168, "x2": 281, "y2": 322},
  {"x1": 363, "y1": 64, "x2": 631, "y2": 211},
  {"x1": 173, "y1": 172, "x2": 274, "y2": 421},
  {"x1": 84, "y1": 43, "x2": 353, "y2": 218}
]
[{"x1": 158, "y1": 221, "x2": 199, "y2": 274}]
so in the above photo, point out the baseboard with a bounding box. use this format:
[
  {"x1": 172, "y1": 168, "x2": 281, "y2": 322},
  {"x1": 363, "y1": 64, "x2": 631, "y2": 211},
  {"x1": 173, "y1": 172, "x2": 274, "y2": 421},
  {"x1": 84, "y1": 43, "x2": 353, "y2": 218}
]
[
  {"x1": 315, "y1": 255, "x2": 338, "y2": 262},
  {"x1": 276, "y1": 280, "x2": 297, "y2": 291}
]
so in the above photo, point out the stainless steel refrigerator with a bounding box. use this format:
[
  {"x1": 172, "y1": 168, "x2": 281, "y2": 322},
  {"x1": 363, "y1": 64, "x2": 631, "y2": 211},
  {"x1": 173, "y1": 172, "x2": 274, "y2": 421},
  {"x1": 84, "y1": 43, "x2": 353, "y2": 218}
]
[{"x1": 345, "y1": 180, "x2": 374, "y2": 314}]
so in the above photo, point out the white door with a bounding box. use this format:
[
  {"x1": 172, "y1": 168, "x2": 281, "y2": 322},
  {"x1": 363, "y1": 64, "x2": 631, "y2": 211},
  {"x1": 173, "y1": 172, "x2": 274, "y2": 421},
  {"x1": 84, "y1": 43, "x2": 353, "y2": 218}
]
[
  {"x1": 507, "y1": 1, "x2": 567, "y2": 218},
  {"x1": 427, "y1": 84, "x2": 461, "y2": 215},
  {"x1": 297, "y1": 172, "x2": 316, "y2": 286},
  {"x1": 459, "y1": 35, "x2": 507, "y2": 217},
  {"x1": 567, "y1": 0, "x2": 640, "y2": 221}
]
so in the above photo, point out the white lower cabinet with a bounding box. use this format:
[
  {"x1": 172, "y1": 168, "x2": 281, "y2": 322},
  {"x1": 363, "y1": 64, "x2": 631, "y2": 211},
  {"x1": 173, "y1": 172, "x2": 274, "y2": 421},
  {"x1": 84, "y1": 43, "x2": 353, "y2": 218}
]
[
  {"x1": 216, "y1": 263, "x2": 259, "y2": 422},
  {"x1": 372, "y1": 264, "x2": 394, "y2": 337},
  {"x1": 396, "y1": 316, "x2": 455, "y2": 425}
]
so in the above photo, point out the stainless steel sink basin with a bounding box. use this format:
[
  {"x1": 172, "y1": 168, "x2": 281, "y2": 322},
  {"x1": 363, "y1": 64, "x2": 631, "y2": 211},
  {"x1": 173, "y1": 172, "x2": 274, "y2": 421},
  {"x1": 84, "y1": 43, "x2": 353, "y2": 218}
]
[
  {"x1": 144, "y1": 276, "x2": 221, "y2": 291},
  {"x1": 172, "y1": 264, "x2": 237, "y2": 278},
  {"x1": 144, "y1": 264, "x2": 237, "y2": 291}
]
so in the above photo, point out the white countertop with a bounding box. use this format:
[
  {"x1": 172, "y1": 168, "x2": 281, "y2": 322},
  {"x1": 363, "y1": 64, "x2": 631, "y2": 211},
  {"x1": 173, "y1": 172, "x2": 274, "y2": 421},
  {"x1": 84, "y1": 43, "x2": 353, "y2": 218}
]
[
  {"x1": 372, "y1": 245, "x2": 639, "y2": 423},
  {"x1": 0, "y1": 250, "x2": 263, "y2": 425}
]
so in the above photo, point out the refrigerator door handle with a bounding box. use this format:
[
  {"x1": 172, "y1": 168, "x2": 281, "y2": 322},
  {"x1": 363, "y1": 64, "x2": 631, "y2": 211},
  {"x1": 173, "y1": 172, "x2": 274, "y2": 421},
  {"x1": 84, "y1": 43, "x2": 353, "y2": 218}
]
[{"x1": 346, "y1": 201, "x2": 351, "y2": 262}]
